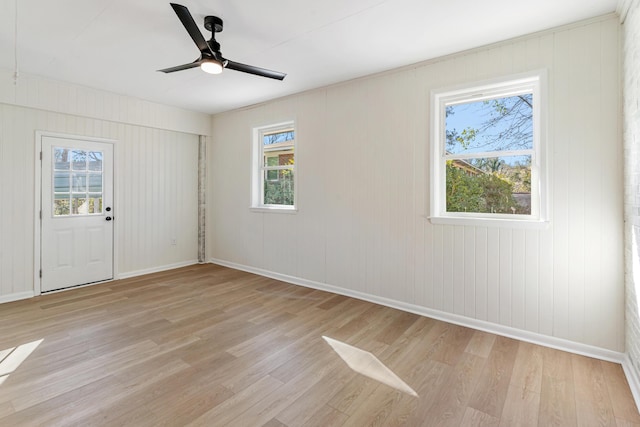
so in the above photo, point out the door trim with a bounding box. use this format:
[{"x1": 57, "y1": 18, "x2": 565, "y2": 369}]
[{"x1": 34, "y1": 131, "x2": 118, "y2": 295}]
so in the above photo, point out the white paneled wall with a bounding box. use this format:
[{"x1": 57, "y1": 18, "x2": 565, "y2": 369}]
[
  {"x1": 0, "y1": 76, "x2": 203, "y2": 302},
  {"x1": 0, "y1": 70, "x2": 210, "y2": 136},
  {"x1": 622, "y1": 0, "x2": 640, "y2": 400},
  {"x1": 210, "y1": 15, "x2": 623, "y2": 352}
]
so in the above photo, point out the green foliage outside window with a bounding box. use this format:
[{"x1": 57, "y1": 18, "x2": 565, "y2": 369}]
[
  {"x1": 446, "y1": 161, "x2": 529, "y2": 214},
  {"x1": 264, "y1": 170, "x2": 294, "y2": 205}
]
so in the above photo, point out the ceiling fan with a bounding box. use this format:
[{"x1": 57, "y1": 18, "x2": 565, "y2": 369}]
[{"x1": 159, "y1": 3, "x2": 286, "y2": 80}]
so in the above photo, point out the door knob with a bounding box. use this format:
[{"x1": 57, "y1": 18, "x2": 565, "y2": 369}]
[{"x1": 106, "y1": 216, "x2": 112, "y2": 221}]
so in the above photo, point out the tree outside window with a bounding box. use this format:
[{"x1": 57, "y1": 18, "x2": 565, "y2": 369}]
[{"x1": 431, "y1": 73, "x2": 546, "y2": 223}]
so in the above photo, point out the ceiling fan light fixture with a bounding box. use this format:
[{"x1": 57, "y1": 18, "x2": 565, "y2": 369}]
[{"x1": 201, "y1": 59, "x2": 223, "y2": 74}]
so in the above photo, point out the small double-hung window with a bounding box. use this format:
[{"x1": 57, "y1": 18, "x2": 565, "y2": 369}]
[
  {"x1": 252, "y1": 122, "x2": 296, "y2": 210},
  {"x1": 430, "y1": 72, "x2": 547, "y2": 226}
]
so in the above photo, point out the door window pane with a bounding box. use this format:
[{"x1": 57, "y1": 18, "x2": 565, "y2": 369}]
[
  {"x1": 88, "y1": 195, "x2": 103, "y2": 214},
  {"x1": 54, "y1": 172, "x2": 70, "y2": 193},
  {"x1": 88, "y1": 152, "x2": 103, "y2": 171},
  {"x1": 54, "y1": 148, "x2": 71, "y2": 170},
  {"x1": 72, "y1": 196, "x2": 88, "y2": 215},
  {"x1": 54, "y1": 194, "x2": 70, "y2": 216},
  {"x1": 72, "y1": 151, "x2": 87, "y2": 171},
  {"x1": 72, "y1": 173, "x2": 87, "y2": 192},
  {"x1": 88, "y1": 175, "x2": 102, "y2": 192}
]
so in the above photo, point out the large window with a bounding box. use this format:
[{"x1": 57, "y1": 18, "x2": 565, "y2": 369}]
[
  {"x1": 252, "y1": 122, "x2": 296, "y2": 210},
  {"x1": 430, "y1": 72, "x2": 546, "y2": 225}
]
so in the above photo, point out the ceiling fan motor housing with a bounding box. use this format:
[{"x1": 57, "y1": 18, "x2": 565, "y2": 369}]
[{"x1": 204, "y1": 16, "x2": 223, "y2": 33}]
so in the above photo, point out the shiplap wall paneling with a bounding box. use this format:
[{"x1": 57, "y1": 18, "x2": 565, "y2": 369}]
[
  {"x1": 524, "y1": 229, "x2": 540, "y2": 333},
  {"x1": 0, "y1": 70, "x2": 210, "y2": 136},
  {"x1": 599, "y1": 16, "x2": 625, "y2": 350},
  {"x1": 295, "y1": 91, "x2": 328, "y2": 285},
  {"x1": 550, "y1": 28, "x2": 571, "y2": 343},
  {"x1": 115, "y1": 125, "x2": 199, "y2": 275},
  {"x1": 209, "y1": 16, "x2": 623, "y2": 352},
  {"x1": 622, "y1": 0, "x2": 640, "y2": 398},
  {"x1": 0, "y1": 105, "x2": 32, "y2": 298},
  {"x1": 474, "y1": 227, "x2": 489, "y2": 322},
  {"x1": 210, "y1": 109, "x2": 259, "y2": 268},
  {"x1": 323, "y1": 83, "x2": 362, "y2": 294},
  {"x1": 0, "y1": 103, "x2": 199, "y2": 300},
  {"x1": 567, "y1": 24, "x2": 590, "y2": 346},
  {"x1": 577, "y1": 20, "x2": 621, "y2": 348}
]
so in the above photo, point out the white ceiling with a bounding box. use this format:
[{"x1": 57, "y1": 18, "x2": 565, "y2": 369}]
[{"x1": 0, "y1": 0, "x2": 619, "y2": 115}]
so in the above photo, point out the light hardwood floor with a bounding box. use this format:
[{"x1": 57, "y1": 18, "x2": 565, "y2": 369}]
[{"x1": 0, "y1": 264, "x2": 639, "y2": 426}]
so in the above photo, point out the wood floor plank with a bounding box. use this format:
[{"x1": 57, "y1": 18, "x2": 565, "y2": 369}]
[
  {"x1": 399, "y1": 359, "x2": 452, "y2": 424},
  {"x1": 328, "y1": 375, "x2": 379, "y2": 415},
  {"x1": 461, "y1": 407, "x2": 500, "y2": 427},
  {"x1": 601, "y1": 361, "x2": 640, "y2": 424},
  {"x1": 616, "y1": 418, "x2": 640, "y2": 427},
  {"x1": 187, "y1": 375, "x2": 284, "y2": 426},
  {"x1": 223, "y1": 354, "x2": 343, "y2": 426},
  {"x1": 0, "y1": 375, "x2": 122, "y2": 426},
  {"x1": 274, "y1": 362, "x2": 355, "y2": 426},
  {"x1": 344, "y1": 384, "x2": 402, "y2": 426},
  {"x1": 262, "y1": 418, "x2": 288, "y2": 427},
  {"x1": 148, "y1": 382, "x2": 234, "y2": 425},
  {"x1": 538, "y1": 346, "x2": 577, "y2": 426},
  {"x1": 0, "y1": 264, "x2": 637, "y2": 426},
  {"x1": 83, "y1": 403, "x2": 162, "y2": 427},
  {"x1": 572, "y1": 354, "x2": 616, "y2": 426},
  {"x1": 0, "y1": 401, "x2": 14, "y2": 419},
  {"x1": 510, "y1": 341, "x2": 544, "y2": 393},
  {"x1": 301, "y1": 404, "x2": 349, "y2": 427},
  {"x1": 468, "y1": 337, "x2": 519, "y2": 419},
  {"x1": 417, "y1": 352, "x2": 487, "y2": 426},
  {"x1": 374, "y1": 311, "x2": 421, "y2": 345},
  {"x1": 1, "y1": 339, "x2": 159, "y2": 411},
  {"x1": 498, "y1": 385, "x2": 540, "y2": 427},
  {"x1": 465, "y1": 330, "x2": 497, "y2": 358}
]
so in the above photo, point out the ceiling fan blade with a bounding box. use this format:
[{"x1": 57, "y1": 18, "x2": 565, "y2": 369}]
[
  {"x1": 170, "y1": 3, "x2": 212, "y2": 55},
  {"x1": 225, "y1": 60, "x2": 286, "y2": 81},
  {"x1": 158, "y1": 60, "x2": 202, "y2": 73}
]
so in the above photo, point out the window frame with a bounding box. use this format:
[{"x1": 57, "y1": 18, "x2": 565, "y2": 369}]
[
  {"x1": 430, "y1": 71, "x2": 548, "y2": 228},
  {"x1": 251, "y1": 121, "x2": 297, "y2": 212}
]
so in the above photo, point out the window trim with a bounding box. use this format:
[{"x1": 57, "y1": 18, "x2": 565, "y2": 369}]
[
  {"x1": 251, "y1": 121, "x2": 297, "y2": 212},
  {"x1": 429, "y1": 71, "x2": 548, "y2": 228}
]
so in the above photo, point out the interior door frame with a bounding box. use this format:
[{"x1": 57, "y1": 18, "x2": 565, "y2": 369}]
[{"x1": 34, "y1": 131, "x2": 119, "y2": 296}]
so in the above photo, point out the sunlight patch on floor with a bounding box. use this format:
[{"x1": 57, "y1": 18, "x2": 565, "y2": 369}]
[
  {"x1": 323, "y1": 336, "x2": 418, "y2": 397},
  {"x1": 0, "y1": 339, "x2": 43, "y2": 386}
]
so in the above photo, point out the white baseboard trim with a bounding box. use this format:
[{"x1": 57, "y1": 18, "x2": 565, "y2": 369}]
[
  {"x1": 209, "y1": 258, "x2": 624, "y2": 364},
  {"x1": 622, "y1": 354, "x2": 640, "y2": 412},
  {"x1": 118, "y1": 260, "x2": 198, "y2": 280},
  {"x1": 0, "y1": 291, "x2": 34, "y2": 304}
]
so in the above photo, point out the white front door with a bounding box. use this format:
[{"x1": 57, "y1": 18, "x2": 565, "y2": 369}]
[{"x1": 40, "y1": 136, "x2": 114, "y2": 292}]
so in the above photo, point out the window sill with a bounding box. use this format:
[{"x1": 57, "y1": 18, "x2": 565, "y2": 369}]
[
  {"x1": 428, "y1": 215, "x2": 549, "y2": 229},
  {"x1": 250, "y1": 206, "x2": 298, "y2": 214}
]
